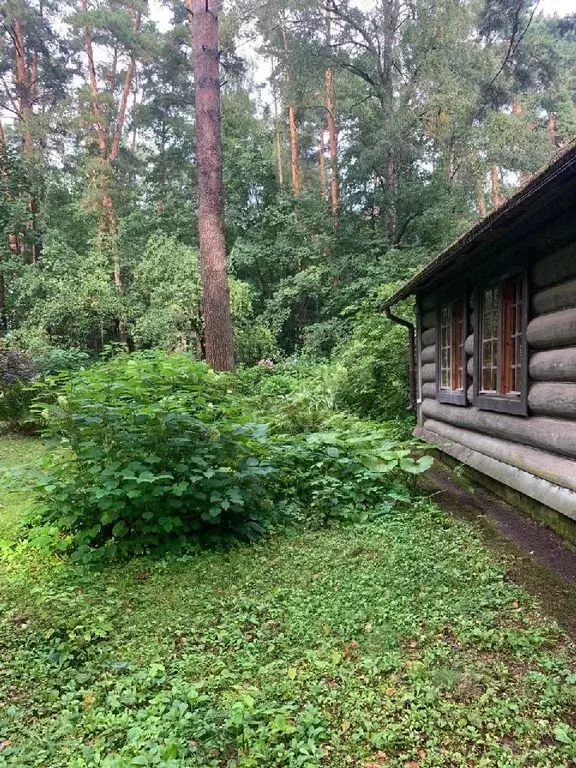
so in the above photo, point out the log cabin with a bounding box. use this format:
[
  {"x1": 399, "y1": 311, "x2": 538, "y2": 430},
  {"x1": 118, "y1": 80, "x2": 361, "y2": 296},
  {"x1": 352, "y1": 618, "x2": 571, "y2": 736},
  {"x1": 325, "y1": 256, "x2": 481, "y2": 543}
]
[{"x1": 383, "y1": 142, "x2": 576, "y2": 539}]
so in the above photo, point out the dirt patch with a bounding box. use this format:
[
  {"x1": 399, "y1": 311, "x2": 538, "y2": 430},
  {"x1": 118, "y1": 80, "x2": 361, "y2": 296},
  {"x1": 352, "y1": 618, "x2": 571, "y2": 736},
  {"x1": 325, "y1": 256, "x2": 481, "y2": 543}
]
[{"x1": 420, "y1": 464, "x2": 576, "y2": 640}]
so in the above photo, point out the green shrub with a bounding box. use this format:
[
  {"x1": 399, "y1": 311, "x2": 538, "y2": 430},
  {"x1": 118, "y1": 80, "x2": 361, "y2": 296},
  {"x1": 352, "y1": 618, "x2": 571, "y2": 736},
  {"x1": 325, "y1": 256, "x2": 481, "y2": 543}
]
[
  {"x1": 270, "y1": 427, "x2": 432, "y2": 526},
  {"x1": 0, "y1": 349, "x2": 38, "y2": 429},
  {"x1": 27, "y1": 353, "x2": 275, "y2": 561},
  {"x1": 21, "y1": 352, "x2": 432, "y2": 560},
  {"x1": 333, "y1": 312, "x2": 412, "y2": 423}
]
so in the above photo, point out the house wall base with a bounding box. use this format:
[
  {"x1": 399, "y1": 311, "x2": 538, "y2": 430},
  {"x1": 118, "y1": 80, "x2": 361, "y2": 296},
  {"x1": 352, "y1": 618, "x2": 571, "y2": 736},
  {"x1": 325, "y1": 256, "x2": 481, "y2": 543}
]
[{"x1": 427, "y1": 448, "x2": 576, "y2": 547}]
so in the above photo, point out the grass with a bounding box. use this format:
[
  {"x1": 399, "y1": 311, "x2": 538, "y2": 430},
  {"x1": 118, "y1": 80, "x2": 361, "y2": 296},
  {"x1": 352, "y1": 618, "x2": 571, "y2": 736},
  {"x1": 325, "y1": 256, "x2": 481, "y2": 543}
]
[{"x1": 1, "y1": 437, "x2": 576, "y2": 767}]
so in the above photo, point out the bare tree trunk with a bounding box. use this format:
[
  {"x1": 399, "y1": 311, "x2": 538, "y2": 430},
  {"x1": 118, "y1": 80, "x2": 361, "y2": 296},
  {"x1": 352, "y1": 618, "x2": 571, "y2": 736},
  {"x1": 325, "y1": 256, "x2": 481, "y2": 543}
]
[
  {"x1": 387, "y1": 153, "x2": 397, "y2": 238},
  {"x1": 83, "y1": 0, "x2": 143, "y2": 343},
  {"x1": 491, "y1": 164, "x2": 501, "y2": 208},
  {"x1": 188, "y1": 0, "x2": 235, "y2": 371},
  {"x1": 325, "y1": 10, "x2": 338, "y2": 222},
  {"x1": 476, "y1": 176, "x2": 486, "y2": 218},
  {"x1": 288, "y1": 103, "x2": 300, "y2": 194},
  {"x1": 547, "y1": 112, "x2": 557, "y2": 147},
  {"x1": 281, "y1": 24, "x2": 300, "y2": 195},
  {"x1": 319, "y1": 126, "x2": 326, "y2": 200},
  {"x1": 271, "y1": 59, "x2": 284, "y2": 187},
  {"x1": 325, "y1": 67, "x2": 338, "y2": 221}
]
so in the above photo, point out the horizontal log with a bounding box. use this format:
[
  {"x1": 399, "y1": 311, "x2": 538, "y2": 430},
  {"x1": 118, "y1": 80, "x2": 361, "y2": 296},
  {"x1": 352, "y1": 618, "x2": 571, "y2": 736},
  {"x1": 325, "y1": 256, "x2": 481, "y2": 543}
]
[
  {"x1": 421, "y1": 310, "x2": 436, "y2": 330},
  {"x1": 466, "y1": 357, "x2": 474, "y2": 378},
  {"x1": 417, "y1": 425, "x2": 576, "y2": 520},
  {"x1": 528, "y1": 382, "x2": 576, "y2": 419},
  {"x1": 421, "y1": 344, "x2": 436, "y2": 364},
  {"x1": 422, "y1": 382, "x2": 436, "y2": 399},
  {"x1": 532, "y1": 243, "x2": 576, "y2": 290},
  {"x1": 421, "y1": 363, "x2": 436, "y2": 383},
  {"x1": 532, "y1": 279, "x2": 576, "y2": 316},
  {"x1": 421, "y1": 397, "x2": 576, "y2": 460},
  {"x1": 530, "y1": 348, "x2": 576, "y2": 382},
  {"x1": 421, "y1": 327, "x2": 436, "y2": 347},
  {"x1": 464, "y1": 334, "x2": 474, "y2": 356},
  {"x1": 423, "y1": 418, "x2": 576, "y2": 494},
  {"x1": 526, "y1": 308, "x2": 576, "y2": 350}
]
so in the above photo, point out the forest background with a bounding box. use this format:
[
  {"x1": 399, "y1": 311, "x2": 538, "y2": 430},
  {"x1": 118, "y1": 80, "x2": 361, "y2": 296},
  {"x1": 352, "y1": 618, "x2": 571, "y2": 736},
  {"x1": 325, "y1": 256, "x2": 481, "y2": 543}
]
[{"x1": 1, "y1": 0, "x2": 575, "y2": 421}]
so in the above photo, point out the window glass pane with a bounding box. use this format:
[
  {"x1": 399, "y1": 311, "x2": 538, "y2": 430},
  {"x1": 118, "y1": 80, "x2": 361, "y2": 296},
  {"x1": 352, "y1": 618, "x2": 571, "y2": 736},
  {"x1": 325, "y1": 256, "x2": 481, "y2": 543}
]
[
  {"x1": 439, "y1": 304, "x2": 452, "y2": 390},
  {"x1": 502, "y1": 276, "x2": 523, "y2": 395},
  {"x1": 481, "y1": 287, "x2": 499, "y2": 393}
]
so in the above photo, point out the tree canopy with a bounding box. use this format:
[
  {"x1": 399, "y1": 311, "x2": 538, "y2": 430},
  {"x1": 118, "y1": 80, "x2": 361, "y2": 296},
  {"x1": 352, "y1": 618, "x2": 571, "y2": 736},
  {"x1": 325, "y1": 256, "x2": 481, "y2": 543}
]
[{"x1": 0, "y1": 0, "x2": 574, "y2": 362}]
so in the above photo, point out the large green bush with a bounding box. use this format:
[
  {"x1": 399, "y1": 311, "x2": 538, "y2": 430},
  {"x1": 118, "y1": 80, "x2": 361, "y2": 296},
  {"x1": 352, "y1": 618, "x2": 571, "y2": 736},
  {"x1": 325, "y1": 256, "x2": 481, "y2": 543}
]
[
  {"x1": 28, "y1": 353, "x2": 275, "y2": 561},
  {"x1": 23, "y1": 352, "x2": 431, "y2": 560},
  {"x1": 333, "y1": 312, "x2": 412, "y2": 423}
]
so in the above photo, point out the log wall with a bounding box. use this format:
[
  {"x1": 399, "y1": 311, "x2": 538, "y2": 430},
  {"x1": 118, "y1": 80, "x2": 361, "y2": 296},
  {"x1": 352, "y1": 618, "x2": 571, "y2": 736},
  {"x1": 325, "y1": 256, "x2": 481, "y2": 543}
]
[{"x1": 416, "y1": 236, "x2": 576, "y2": 520}]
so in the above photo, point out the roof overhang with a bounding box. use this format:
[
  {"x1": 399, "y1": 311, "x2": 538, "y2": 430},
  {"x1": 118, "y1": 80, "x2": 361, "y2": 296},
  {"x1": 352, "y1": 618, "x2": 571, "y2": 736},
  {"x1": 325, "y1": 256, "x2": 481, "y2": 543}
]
[{"x1": 382, "y1": 140, "x2": 576, "y2": 309}]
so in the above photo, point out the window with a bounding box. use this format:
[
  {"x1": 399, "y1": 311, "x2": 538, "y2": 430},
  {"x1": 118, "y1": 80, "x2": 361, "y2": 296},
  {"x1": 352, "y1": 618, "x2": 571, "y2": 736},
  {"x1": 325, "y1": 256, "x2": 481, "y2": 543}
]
[
  {"x1": 437, "y1": 298, "x2": 466, "y2": 405},
  {"x1": 475, "y1": 273, "x2": 527, "y2": 415}
]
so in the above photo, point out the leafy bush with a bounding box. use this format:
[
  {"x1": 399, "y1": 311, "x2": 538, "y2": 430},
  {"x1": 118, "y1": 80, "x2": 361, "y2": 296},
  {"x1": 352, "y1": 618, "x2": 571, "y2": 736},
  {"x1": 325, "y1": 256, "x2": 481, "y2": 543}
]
[
  {"x1": 270, "y1": 428, "x2": 432, "y2": 526},
  {"x1": 22, "y1": 352, "x2": 432, "y2": 560},
  {"x1": 0, "y1": 348, "x2": 37, "y2": 429},
  {"x1": 27, "y1": 353, "x2": 275, "y2": 561},
  {"x1": 333, "y1": 311, "x2": 412, "y2": 423}
]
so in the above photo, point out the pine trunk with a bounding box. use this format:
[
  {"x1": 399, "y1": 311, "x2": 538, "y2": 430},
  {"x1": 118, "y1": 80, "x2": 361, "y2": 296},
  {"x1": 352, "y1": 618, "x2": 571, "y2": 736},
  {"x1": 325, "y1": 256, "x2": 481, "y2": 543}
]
[
  {"x1": 281, "y1": 24, "x2": 300, "y2": 195},
  {"x1": 476, "y1": 176, "x2": 487, "y2": 218},
  {"x1": 189, "y1": 0, "x2": 235, "y2": 371},
  {"x1": 325, "y1": 11, "x2": 338, "y2": 222},
  {"x1": 288, "y1": 104, "x2": 300, "y2": 194},
  {"x1": 271, "y1": 60, "x2": 284, "y2": 187},
  {"x1": 319, "y1": 127, "x2": 326, "y2": 200},
  {"x1": 547, "y1": 113, "x2": 557, "y2": 147},
  {"x1": 490, "y1": 165, "x2": 501, "y2": 208},
  {"x1": 325, "y1": 68, "x2": 338, "y2": 221}
]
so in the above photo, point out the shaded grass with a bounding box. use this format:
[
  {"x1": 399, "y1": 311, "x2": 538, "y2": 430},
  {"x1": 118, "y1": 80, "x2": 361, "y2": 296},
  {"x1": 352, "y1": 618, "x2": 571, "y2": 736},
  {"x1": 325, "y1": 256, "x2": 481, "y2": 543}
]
[
  {"x1": 0, "y1": 436, "x2": 45, "y2": 540},
  {"x1": 1, "y1": 437, "x2": 576, "y2": 767}
]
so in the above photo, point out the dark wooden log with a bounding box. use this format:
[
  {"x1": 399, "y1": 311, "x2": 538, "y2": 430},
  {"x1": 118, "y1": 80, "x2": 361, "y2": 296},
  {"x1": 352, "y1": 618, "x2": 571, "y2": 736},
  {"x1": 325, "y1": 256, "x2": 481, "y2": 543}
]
[
  {"x1": 423, "y1": 417, "x2": 576, "y2": 494},
  {"x1": 421, "y1": 344, "x2": 436, "y2": 364},
  {"x1": 421, "y1": 363, "x2": 436, "y2": 383},
  {"x1": 421, "y1": 327, "x2": 436, "y2": 347},
  {"x1": 421, "y1": 310, "x2": 436, "y2": 330},
  {"x1": 526, "y1": 308, "x2": 576, "y2": 350},
  {"x1": 421, "y1": 294, "x2": 436, "y2": 311},
  {"x1": 532, "y1": 279, "x2": 576, "y2": 316},
  {"x1": 421, "y1": 382, "x2": 436, "y2": 399},
  {"x1": 532, "y1": 243, "x2": 576, "y2": 290},
  {"x1": 464, "y1": 334, "x2": 474, "y2": 356},
  {"x1": 421, "y1": 397, "x2": 576, "y2": 460},
  {"x1": 417, "y1": 425, "x2": 576, "y2": 518},
  {"x1": 530, "y1": 348, "x2": 576, "y2": 382},
  {"x1": 528, "y1": 382, "x2": 576, "y2": 419}
]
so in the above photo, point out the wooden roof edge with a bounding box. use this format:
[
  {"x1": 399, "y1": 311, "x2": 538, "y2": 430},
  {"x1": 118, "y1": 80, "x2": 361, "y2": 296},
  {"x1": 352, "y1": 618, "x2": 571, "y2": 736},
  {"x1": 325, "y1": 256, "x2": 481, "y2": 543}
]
[{"x1": 382, "y1": 140, "x2": 576, "y2": 310}]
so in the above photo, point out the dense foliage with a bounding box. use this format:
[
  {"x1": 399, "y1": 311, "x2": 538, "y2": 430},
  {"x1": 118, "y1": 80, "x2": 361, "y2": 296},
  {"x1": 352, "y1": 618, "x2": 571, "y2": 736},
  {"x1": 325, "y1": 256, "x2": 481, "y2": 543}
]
[
  {"x1": 2, "y1": 437, "x2": 576, "y2": 767},
  {"x1": 21, "y1": 352, "x2": 430, "y2": 560},
  {"x1": 1, "y1": 0, "x2": 574, "y2": 374}
]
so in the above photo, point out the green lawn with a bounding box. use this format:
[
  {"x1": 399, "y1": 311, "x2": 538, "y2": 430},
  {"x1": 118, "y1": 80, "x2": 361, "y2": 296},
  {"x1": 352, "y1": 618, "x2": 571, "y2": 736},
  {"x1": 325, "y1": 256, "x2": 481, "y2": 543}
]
[{"x1": 1, "y1": 438, "x2": 576, "y2": 767}]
